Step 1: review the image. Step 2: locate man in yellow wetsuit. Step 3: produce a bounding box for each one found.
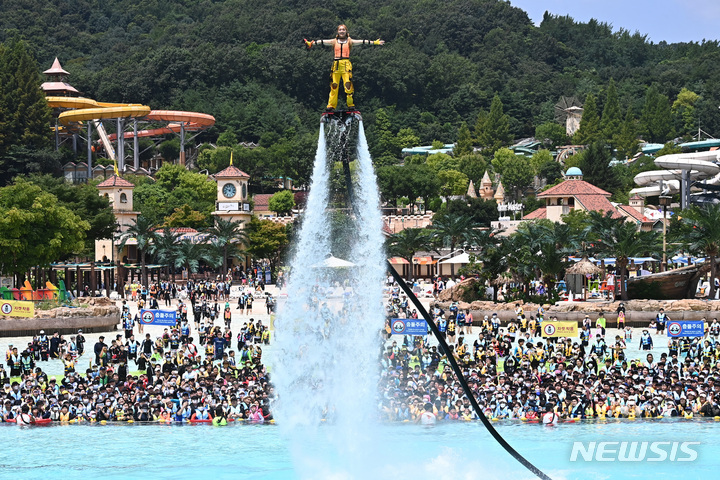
[304,25,385,110]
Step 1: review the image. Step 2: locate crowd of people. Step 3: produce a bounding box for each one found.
[0,279,276,426]
[380,285,720,424]
[6,273,720,426]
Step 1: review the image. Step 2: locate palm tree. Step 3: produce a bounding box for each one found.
[117,216,157,286]
[205,217,248,275]
[175,239,215,280]
[512,220,574,297]
[430,212,485,277]
[682,204,720,299]
[149,227,181,282]
[474,239,510,302]
[592,215,660,300]
[386,228,432,280]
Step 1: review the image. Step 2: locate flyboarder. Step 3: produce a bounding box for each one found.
[304,25,384,111]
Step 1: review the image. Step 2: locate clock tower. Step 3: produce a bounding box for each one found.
[212,160,252,225]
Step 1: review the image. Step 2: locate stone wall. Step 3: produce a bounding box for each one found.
[0,297,120,337]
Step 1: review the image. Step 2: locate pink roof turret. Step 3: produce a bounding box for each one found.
[43,58,70,76]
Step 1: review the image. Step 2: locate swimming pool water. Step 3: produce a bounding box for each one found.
[1,419,717,480]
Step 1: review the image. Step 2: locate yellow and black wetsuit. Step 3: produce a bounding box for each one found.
[327,38,354,109]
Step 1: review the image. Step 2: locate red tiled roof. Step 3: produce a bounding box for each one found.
[151,227,198,234]
[382,220,393,236]
[574,195,623,218]
[97,175,135,188]
[253,193,272,208]
[215,165,249,178]
[523,207,547,220]
[617,205,647,222]
[538,179,611,198]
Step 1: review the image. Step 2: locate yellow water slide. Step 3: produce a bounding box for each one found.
[47,96,151,160]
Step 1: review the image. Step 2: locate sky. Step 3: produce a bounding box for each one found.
[510,0,720,44]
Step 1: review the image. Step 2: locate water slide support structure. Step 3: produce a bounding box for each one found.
[49,97,215,174]
[631,150,720,208]
[86,121,92,178]
[133,119,139,169]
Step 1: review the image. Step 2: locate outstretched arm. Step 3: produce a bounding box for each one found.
[304,38,336,49]
[351,38,385,46]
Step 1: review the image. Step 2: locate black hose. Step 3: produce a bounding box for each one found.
[386,264,553,480]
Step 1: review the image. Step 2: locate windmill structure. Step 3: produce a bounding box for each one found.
[555,96,583,137]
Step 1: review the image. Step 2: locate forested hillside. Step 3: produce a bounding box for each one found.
[2,0,720,189]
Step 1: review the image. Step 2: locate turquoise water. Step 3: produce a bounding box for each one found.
[2,420,718,480]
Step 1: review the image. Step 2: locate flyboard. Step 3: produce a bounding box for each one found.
[321,108,552,480]
[322,109,362,200]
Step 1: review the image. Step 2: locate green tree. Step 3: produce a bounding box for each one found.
[574,94,601,144]
[578,141,621,194]
[386,228,431,279]
[117,216,157,287]
[0,179,89,283]
[535,122,568,148]
[426,153,459,172]
[615,106,639,159]
[682,204,720,299]
[149,226,181,282]
[0,39,52,156]
[529,149,554,177]
[216,130,238,147]
[175,239,215,277]
[164,204,208,229]
[641,86,675,142]
[512,220,573,294]
[135,164,216,226]
[205,216,248,275]
[246,217,289,272]
[490,147,517,176]
[601,79,622,141]
[158,139,180,162]
[268,190,295,215]
[501,154,534,199]
[590,212,659,300]
[538,161,564,183]
[476,94,511,154]
[24,174,115,254]
[0,146,64,186]
[437,169,469,197]
[454,122,473,156]
[456,154,488,185]
[372,108,400,160]
[672,88,700,137]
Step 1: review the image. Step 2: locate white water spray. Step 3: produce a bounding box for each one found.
[273,119,387,478]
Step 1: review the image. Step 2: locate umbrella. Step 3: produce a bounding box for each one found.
[311,255,357,268]
[565,256,601,275]
[439,253,471,264]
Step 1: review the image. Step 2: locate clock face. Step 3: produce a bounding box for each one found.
[222,183,236,198]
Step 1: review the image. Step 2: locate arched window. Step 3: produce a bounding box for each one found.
[120,193,128,203]
[242,183,247,199]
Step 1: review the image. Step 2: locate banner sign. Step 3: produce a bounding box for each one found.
[0,300,34,318]
[667,321,704,338]
[139,309,177,326]
[542,321,578,338]
[390,318,427,336]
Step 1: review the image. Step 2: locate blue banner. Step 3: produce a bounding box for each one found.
[667,320,705,338]
[390,318,427,336]
[140,309,177,326]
